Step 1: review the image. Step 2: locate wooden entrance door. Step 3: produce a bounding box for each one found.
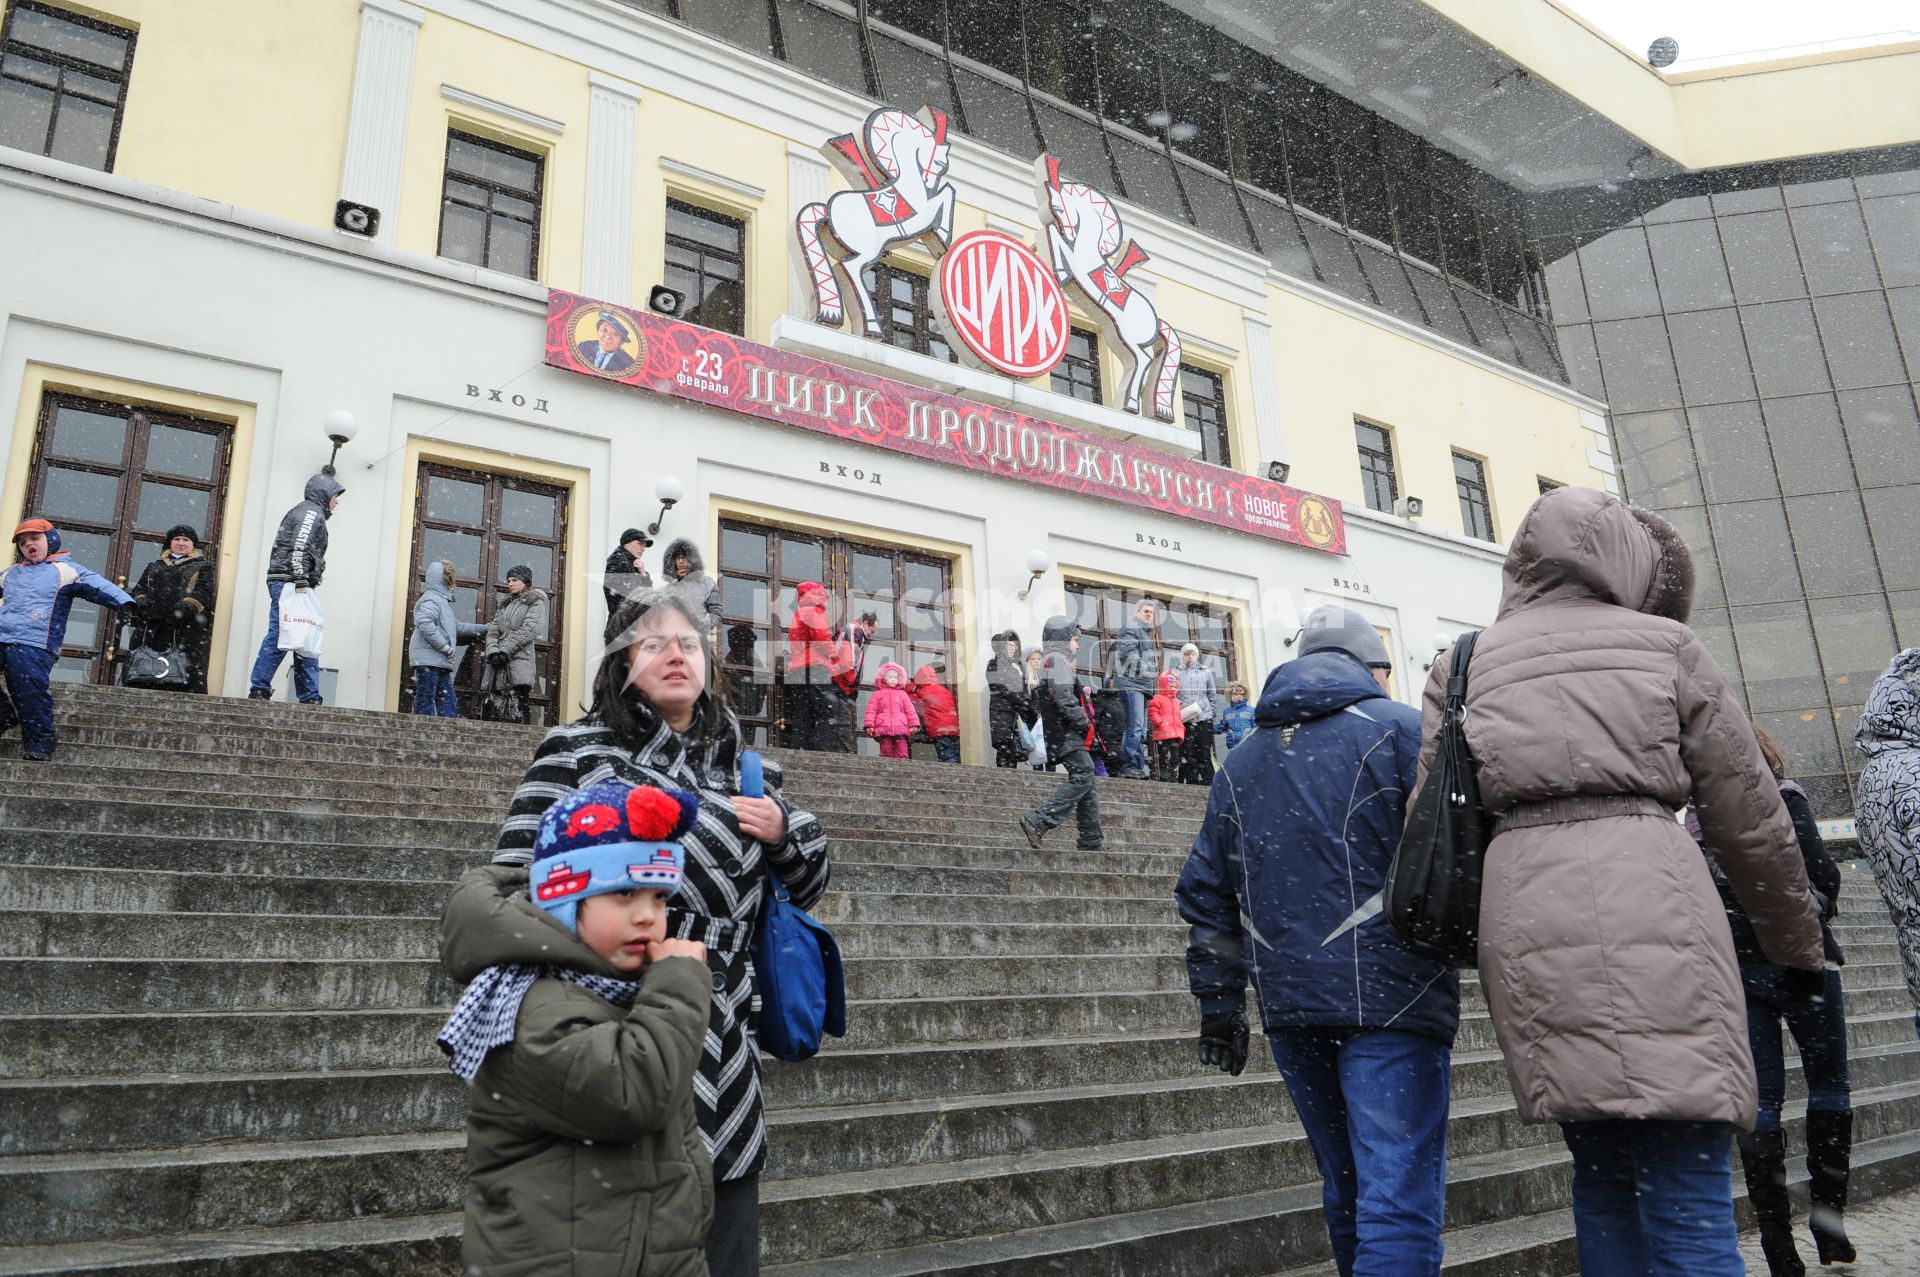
[715,517,954,754]
[403,461,569,724]
[21,393,232,683]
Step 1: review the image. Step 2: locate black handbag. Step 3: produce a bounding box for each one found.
[1385,630,1489,966]
[123,624,190,690]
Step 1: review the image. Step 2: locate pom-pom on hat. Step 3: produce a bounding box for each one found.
[530,780,698,933]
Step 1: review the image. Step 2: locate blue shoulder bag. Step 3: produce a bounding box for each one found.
[741,752,846,1062]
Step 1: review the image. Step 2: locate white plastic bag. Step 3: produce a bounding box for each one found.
[1022,717,1047,769]
[277,588,325,659]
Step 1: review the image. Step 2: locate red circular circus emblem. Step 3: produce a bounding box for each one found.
[934,230,1069,379]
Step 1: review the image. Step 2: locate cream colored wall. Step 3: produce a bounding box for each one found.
[1263,284,1598,543]
[63,0,1601,552]
[1424,0,1920,169]
[393,14,591,290]
[77,0,358,225]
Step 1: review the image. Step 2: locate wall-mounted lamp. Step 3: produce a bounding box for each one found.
[1017,549,1052,601]
[1394,495,1424,519]
[647,474,685,537]
[1421,632,1454,671]
[1266,460,1290,485]
[321,410,358,476]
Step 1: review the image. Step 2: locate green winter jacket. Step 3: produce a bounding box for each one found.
[440,865,715,1277]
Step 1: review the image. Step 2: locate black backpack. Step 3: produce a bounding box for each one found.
[1385,631,1490,966]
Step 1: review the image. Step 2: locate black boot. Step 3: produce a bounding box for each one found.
[1738,1128,1806,1277]
[1805,1109,1857,1264]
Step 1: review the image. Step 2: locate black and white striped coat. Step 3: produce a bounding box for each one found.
[492,705,831,1180]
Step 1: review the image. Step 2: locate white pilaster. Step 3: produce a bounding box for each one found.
[338,0,424,247]
[787,141,831,323]
[581,73,642,303]
[1242,313,1287,466]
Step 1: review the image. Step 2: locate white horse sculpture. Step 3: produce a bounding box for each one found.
[796,105,957,339]
[1035,155,1182,422]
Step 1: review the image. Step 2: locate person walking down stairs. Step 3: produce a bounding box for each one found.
[493,590,831,1277]
[1178,603,1458,1277]
[1690,722,1857,1275]
[1020,616,1103,851]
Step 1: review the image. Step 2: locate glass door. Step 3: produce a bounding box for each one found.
[404,461,569,723]
[716,516,955,754]
[22,393,231,683]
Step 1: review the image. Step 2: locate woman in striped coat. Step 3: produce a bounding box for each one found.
[491,590,831,1277]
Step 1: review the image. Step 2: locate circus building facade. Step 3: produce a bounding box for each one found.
[0,0,1636,756]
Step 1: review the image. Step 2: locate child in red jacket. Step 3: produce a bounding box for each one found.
[910,663,962,764]
[1147,669,1185,782]
[863,661,920,759]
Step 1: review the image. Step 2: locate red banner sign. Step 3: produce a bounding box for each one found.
[546,291,1347,556]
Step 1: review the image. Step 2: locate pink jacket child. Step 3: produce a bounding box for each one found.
[864,662,920,759]
[1147,670,1186,742]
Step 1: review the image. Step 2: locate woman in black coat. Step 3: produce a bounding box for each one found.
[130,524,216,693]
[1689,721,1854,1275]
[491,590,831,1277]
[985,629,1030,768]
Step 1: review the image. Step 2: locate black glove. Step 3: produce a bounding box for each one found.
[1782,965,1827,1002]
[1199,1008,1250,1077]
[487,651,510,669]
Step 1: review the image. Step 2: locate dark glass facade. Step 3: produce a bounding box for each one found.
[627,0,1562,381]
[1537,144,1920,818]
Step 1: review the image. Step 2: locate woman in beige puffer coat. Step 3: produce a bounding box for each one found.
[1417,486,1823,1276]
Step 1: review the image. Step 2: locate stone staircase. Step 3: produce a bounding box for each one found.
[2,683,1917,1276]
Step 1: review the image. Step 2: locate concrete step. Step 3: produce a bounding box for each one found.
[4,899,1903,965]
[0,827,1196,883]
[7,1041,1917,1263]
[0,751,1210,823]
[2,944,1906,1029]
[13,981,1916,1084]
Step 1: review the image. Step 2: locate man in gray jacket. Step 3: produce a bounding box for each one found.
[409,559,487,717]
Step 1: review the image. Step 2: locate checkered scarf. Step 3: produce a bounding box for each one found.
[437,963,641,1082]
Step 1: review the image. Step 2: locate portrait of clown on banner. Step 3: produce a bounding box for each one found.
[572,307,645,376]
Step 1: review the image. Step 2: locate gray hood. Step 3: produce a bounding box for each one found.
[423,559,452,598]
[303,473,345,518]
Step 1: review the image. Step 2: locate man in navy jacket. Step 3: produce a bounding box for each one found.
[1176,604,1459,1277]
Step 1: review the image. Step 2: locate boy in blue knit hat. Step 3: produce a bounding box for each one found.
[438,779,715,1276]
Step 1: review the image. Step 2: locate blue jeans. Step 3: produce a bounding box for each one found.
[1268,1028,1451,1277]
[1560,1119,1742,1276]
[0,643,59,758]
[249,581,321,702]
[934,736,960,764]
[1121,690,1147,774]
[412,666,458,717]
[1745,962,1850,1131]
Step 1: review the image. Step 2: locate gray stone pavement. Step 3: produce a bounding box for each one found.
[1738,1186,1920,1275]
